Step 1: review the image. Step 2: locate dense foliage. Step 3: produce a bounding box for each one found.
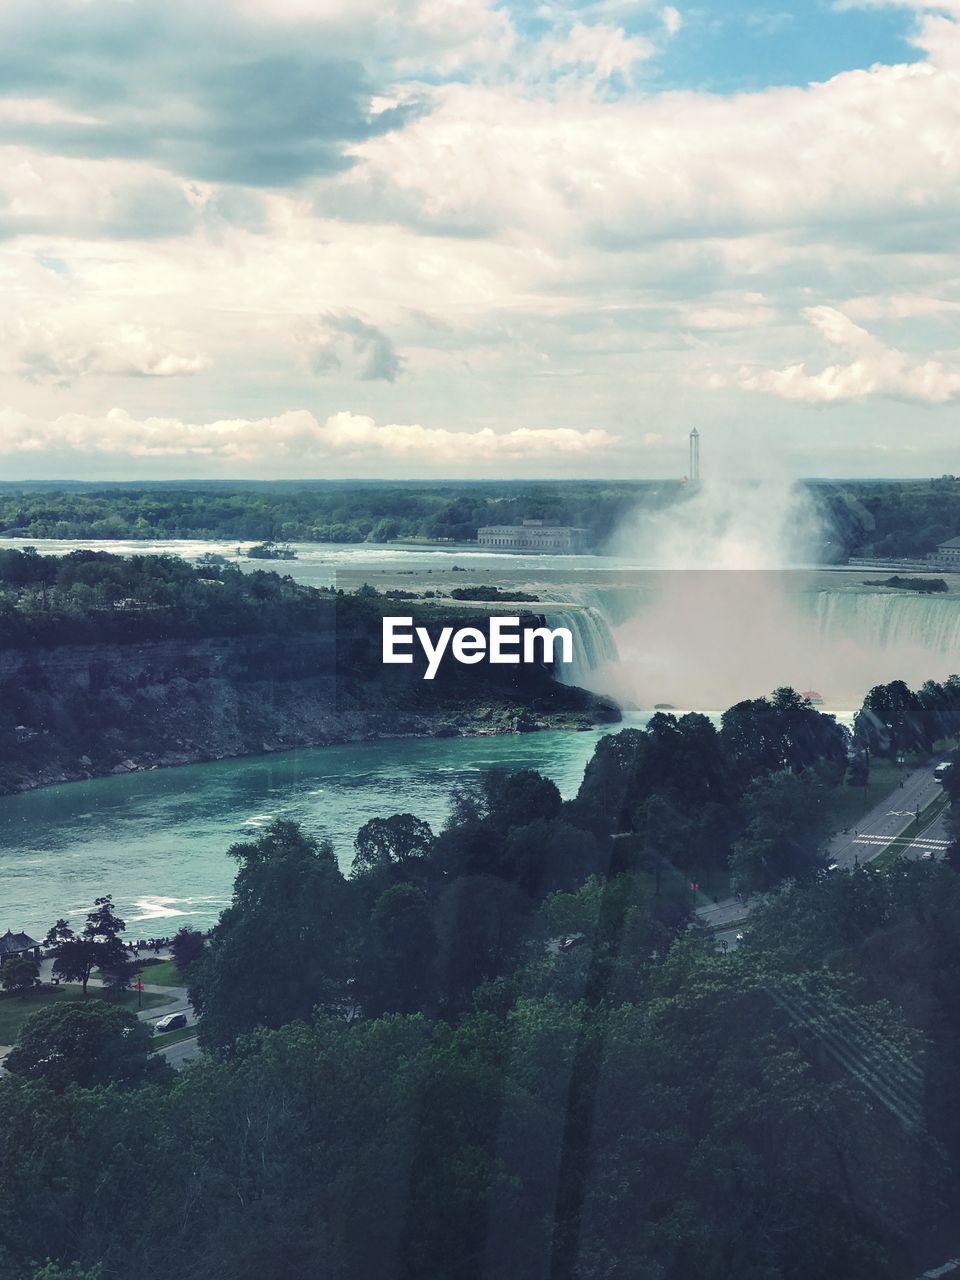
[8,678,950,1278]
[0,481,680,548]
[4,477,960,559]
[812,476,960,559]
[0,546,336,646]
[853,675,960,758]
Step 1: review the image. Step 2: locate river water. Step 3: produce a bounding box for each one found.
[1,534,955,939]
[0,721,643,940]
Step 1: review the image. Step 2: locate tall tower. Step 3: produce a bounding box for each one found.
[689,427,700,486]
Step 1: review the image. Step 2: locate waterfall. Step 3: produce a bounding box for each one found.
[545,578,960,710]
[811,589,960,658]
[542,606,619,686]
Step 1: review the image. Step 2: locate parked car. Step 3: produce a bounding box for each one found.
[154,1012,188,1033]
[558,934,586,951]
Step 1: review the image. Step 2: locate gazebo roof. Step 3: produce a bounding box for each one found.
[0,929,40,956]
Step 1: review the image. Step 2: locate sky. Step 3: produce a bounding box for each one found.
[0,0,959,481]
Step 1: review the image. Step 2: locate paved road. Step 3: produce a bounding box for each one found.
[827,763,945,868]
[696,763,953,951]
[161,1035,200,1070]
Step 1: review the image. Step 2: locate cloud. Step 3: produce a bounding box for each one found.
[662,6,683,36]
[327,52,960,249]
[0,407,617,463]
[300,313,402,382]
[4,320,211,384]
[737,306,960,403]
[534,21,655,84]
[683,304,775,331]
[0,2,415,189]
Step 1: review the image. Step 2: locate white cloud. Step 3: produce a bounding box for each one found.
[535,21,655,83]
[683,304,775,331]
[0,407,616,463]
[737,306,960,403]
[3,319,211,383]
[334,56,960,249]
[661,6,682,36]
[841,293,960,321]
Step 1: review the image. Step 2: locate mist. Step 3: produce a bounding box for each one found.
[578,477,959,712]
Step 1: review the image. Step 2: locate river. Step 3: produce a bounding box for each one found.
[0,720,644,940]
[2,534,955,938]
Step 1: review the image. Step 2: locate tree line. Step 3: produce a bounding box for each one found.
[0,482,679,548]
[4,477,960,559]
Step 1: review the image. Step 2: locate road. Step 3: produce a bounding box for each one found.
[160,1034,200,1069]
[827,763,948,868]
[696,762,953,950]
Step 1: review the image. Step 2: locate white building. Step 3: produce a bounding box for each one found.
[927,536,960,568]
[476,519,591,553]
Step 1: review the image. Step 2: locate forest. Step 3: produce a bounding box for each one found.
[3,477,960,559]
[0,481,675,549]
[4,679,960,1279]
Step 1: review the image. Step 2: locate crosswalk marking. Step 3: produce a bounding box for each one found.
[853,835,949,848]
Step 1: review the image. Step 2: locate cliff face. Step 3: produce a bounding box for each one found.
[0,626,620,795]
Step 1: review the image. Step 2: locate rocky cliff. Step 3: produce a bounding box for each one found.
[0,622,620,794]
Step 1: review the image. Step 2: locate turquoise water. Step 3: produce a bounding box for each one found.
[0,724,635,940]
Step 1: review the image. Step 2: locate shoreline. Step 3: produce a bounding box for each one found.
[0,702,623,799]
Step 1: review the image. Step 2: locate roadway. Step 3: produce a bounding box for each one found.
[827,762,948,868]
[697,762,953,951]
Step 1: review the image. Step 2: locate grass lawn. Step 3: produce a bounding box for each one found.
[822,759,910,834]
[151,1023,198,1051]
[0,986,173,1044]
[136,959,184,987]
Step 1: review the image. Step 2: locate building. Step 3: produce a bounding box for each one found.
[927,537,960,569]
[476,520,591,553]
[0,929,41,964]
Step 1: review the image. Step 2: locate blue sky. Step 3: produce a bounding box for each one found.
[652,1,920,90]
[0,0,958,480]
[510,0,921,92]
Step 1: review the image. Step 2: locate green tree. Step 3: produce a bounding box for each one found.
[31,1263,103,1280]
[352,813,434,879]
[1,956,40,995]
[356,883,437,1016]
[435,874,529,1008]
[46,897,127,996]
[170,926,205,976]
[4,1000,166,1090]
[191,820,351,1051]
[731,772,832,894]
[501,817,601,897]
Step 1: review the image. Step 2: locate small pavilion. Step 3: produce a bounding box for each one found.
[0,929,42,964]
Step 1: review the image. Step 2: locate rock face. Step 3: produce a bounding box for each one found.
[0,628,620,795]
